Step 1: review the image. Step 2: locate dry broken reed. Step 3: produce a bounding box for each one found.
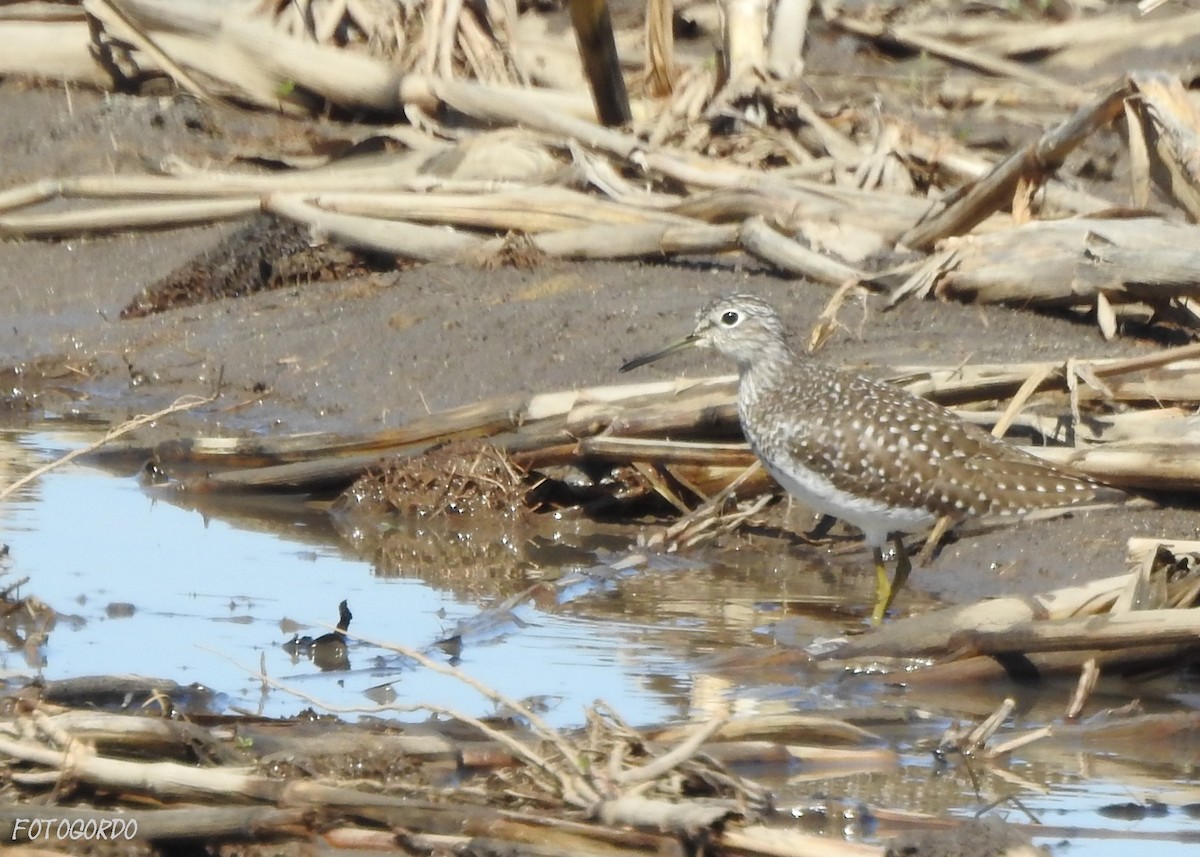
[0,637,892,855]
[1,2,1200,339]
[5,618,1195,853]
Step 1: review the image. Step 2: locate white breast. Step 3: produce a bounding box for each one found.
[761,456,935,548]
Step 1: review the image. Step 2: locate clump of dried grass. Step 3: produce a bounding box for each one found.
[332,442,537,588]
[346,441,531,521]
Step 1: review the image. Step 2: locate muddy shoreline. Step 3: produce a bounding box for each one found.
[2,80,1193,608]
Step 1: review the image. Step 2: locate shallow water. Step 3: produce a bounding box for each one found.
[0,427,695,727]
[2,424,1199,854]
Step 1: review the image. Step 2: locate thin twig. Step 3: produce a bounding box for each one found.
[614,714,730,786]
[0,391,217,504]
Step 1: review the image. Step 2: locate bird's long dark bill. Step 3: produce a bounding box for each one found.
[619,334,698,372]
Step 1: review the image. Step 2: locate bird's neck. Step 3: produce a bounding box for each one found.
[738,340,797,381]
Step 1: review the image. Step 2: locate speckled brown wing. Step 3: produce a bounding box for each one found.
[751,362,1116,522]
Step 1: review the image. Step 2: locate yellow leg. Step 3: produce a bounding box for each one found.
[871,536,912,625]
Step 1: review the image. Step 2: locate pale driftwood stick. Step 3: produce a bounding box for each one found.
[896,217,1200,309]
[268,193,740,263]
[264,194,481,261]
[458,9,506,85]
[739,216,869,285]
[415,76,641,157]
[722,825,882,857]
[312,188,698,232]
[814,598,1035,659]
[316,0,352,42]
[0,733,271,800]
[893,340,1200,405]
[669,190,780,222]
[667,180,931,246]
[0,175,261,212]
[519,222,740,260]
[414,76,824,198]
[983,725,1052,760]
[124,379,733,468]
[0,4,88,22]
[1038,573,1136,618]
[437,0,464,80]
[1025,443,1200,492]
[85,0,222,106]
[951,608,1200,655]
[332,827,443,852]
[147,34,313,115]
[45,710,227,756]
[651,712,882,745]
[1121,537,1170,614]
[579,437,751,466]
[1127,537,1200,567]
[111,0,565,120]
[481,0,524,83]
[899,78,1131,250]
[964,697,1015,754]
[697,741,895,770]
[573,383,737,437]
[991,365,1054,438]
[814,574,1133,661]
[0,199,257,237]
[243,724,462,762]
[909,8,1109,51]
[431,825,661,857]
[1090,341,1200,379]
[0,171,530,217]
[720,0,769,83]
[179,449,438,492]
[766,0,812,79]
[420,0,443,74]
[405,74,602,121]
[1126,97,1154,209]
[790,97,863,165]
[224,13,404,111]
[0,20,112,85]
[665,470,772,549]
[1065,658,1100,720]
[633,461,692,512]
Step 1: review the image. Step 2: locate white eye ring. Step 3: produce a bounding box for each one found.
[720,310,740,327]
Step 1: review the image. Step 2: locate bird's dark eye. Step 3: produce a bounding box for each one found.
[720,310,740,326]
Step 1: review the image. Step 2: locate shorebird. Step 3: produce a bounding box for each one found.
[621,294,1119,623]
